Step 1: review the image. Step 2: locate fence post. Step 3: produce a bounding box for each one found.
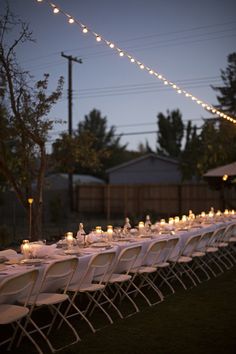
[178,184,182,215]
[106,184,111,222]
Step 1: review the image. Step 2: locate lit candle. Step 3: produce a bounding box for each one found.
[201,211,206,218]
[95,226,102,234]
[66,232,74,249]
[224,209,229,215]
[21,239,30,259]
[107,225,113,241]
[138,221,145,235]
[182,215,187,223]
[168,217,174,225]
[174,216,180,224]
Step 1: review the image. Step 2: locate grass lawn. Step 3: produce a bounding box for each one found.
[61,266,236,354]
[6,266,236,354]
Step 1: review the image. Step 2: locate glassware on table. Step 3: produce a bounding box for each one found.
[76,223,87,247]
[21,239,31,259]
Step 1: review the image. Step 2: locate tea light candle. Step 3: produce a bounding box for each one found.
[224,209,229,215]
[138,221,145,235]
[174,216,180,224]
[168,217,174,225]
[182,215,187,222]
[95,226,102,234]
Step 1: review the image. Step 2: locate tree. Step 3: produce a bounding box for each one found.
[181,120,201,180]
[212,52,236,117]
[52,109,127,178]
[0,8,64,239]
[156,109,184,158]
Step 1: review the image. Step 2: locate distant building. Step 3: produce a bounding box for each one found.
[106,153,181,184]
[44,173,105,190]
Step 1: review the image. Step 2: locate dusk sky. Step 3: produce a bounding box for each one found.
[3,0,236,151]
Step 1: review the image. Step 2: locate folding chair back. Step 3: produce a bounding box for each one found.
[166,237,181,262]
[181,234,201,257]
[0,269,39,352]
[142,239,167,266]
[114,245,142,273]
[196,231,214,251]
[210,227,226,245]
[0,269,38,305]
[40,257,78,293]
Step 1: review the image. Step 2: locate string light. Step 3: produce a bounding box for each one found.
[35,0,236,124]
[82,26,88,33]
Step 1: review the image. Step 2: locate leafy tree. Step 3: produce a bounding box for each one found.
[0,8,64,239]
[212,52,236,117]
[52,109,127,178]
[181,120,201,180]
[156,109,184,158]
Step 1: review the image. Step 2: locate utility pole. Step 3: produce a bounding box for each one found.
[61,52,82,212]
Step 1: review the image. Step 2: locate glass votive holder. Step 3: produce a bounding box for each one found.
[21,239,30,259]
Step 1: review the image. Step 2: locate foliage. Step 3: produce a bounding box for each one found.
[52,109,128,178]
[0,7,64,239]
[156,109,184,158]
[212,52,236,117]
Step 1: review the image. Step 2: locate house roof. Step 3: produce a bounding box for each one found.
[106,153,179,173]
[204,162,236,177]
[44,173,105,189]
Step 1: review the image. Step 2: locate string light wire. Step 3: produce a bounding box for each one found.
[35,0,236,124]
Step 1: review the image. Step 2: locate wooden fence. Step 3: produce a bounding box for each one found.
[75,183,236,219]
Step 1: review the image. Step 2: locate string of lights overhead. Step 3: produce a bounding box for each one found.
[35,0,236,124]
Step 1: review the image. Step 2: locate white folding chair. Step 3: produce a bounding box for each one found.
[192,230,217,279]
[0,269,41,353]
[100,245,149,317]
[18,257,79,353]
[64,251,118,332]
[168,234,202,289]
[129,239,167,305]
[152,237,181,295]
[204,226,230,274]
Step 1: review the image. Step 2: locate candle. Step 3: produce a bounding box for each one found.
[66,232,74,249]
[107,225,113,241]
[95,226,102,234]
[138,221,145,235]
[21,239,30,259]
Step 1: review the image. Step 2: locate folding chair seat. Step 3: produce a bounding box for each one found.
[0,269,41,353]
[18,257,79,353]
[63,251,119,333]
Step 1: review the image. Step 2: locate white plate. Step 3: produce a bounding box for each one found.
[65,249,81,255]
[91,242,109,248]
[21,259,42,265]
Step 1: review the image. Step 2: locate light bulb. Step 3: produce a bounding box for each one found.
[109,43,114,48]
[130,58,135,63]
[68,17,74,24]
[119,51,124,57]
[164,80,168,85]
[53,7,59,14]
[149,70,153,74]
[177,89,182,94]
[82,27,88,33]
[140,64,144,69]
[96,35,101,42]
